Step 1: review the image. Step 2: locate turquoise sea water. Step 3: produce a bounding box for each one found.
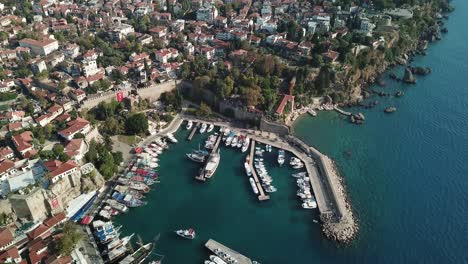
[116,1,468,263]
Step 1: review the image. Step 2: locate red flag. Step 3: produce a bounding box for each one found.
[116,91,124,102]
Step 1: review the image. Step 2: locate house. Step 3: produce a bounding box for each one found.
[154,48,179,63]
[19,38,59,56]
[63,43,80,58]
[47,104,64,121]
[0,160,15,181]
[28,238,48,264]
[31,59,47,74]
[0,246,21,264]
[4,111,25,123]
[12,131,36,158]
[0,228,14,251]
[58,117,90,140]
[199,46,215,60]
[129,52,150,63]
[275,94,295,115]
[44,159,79,184]
[322,50,340,63]
[196,4,218,23]
[64,139,87,161]
[69,88,86,102]
[149,26,167,38]
[0,147,14,161]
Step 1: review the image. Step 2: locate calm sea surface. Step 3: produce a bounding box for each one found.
[116,1,468,263]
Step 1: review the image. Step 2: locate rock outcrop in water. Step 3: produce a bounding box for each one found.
[403,67,417,84]
[410,66,432,76]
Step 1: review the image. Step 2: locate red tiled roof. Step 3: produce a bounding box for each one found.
[59,117,89,137]
[0,247,20,262]
[0,146,13,159]
[44,160,77,178]
[19,38,57,47]
[27,224,50,240]
[275,94,294,115]
[12,131,34,152]
[47,104,62,114]
[0,228,13,248]
[43,212,66,228]
[64,139,83,158]
[0,160,14,174]
[7,122,22,132]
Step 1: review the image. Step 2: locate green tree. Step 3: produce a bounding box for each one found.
[198,102,212,117]
[125,113,148,135]
[58,222,82,256]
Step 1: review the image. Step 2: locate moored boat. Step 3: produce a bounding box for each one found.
[187,153,205,163]
[278,150,285,166]
[244,162,252,176]
[207,124,214,133]
[249,177,259,194]
[241,137,250,152]
[175,228,196,239]
[186,120,193,130]
[199,123,207,133]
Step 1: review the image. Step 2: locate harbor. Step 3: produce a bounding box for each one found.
[82,113,356,263]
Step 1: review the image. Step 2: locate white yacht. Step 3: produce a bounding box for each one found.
[166,133,178,143]
[277,150,285,166]
[241,137,250,152]
[203,150,220,178]
[249,177,259,194]
[244,162,252,176]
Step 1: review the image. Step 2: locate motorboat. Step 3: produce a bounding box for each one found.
[278,150,285,166]
[244,162,252,176]
[186,120,193,130]
[207,124,214,133]
[187,153,205,163]
[249,177,259,194]
[237,136,243,148]
[199,123,207,133]
[292,172,307,178]
[230,135,238,147]
[210,255,227,264]
[175,229,196,239]
[166,133,178,143]
[302,199,317,209]
[241,137,250,152]
[225,131,235,146]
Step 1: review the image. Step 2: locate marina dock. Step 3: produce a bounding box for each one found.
[205,239,253,264]
[187,122,198,141]
[249,140,270,201]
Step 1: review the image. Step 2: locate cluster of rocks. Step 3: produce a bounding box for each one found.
[403,67,417,84]
[350,112,365,125]
[410,66,432,76]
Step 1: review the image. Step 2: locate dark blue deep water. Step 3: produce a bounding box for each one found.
[115,1,468,263]
[294,0,468,262]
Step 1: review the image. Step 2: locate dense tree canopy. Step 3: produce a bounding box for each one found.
[125,113,148,135]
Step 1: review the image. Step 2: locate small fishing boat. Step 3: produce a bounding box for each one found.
[230,135,238,147]
[175,228,196,239]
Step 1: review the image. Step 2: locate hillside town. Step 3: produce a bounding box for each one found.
[0,0,453,263]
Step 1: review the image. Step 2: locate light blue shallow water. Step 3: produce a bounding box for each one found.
[115,1,468,263]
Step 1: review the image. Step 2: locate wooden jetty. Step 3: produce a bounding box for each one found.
[249,140,270,201]
[205,239,253,264]
[187,122,198,141]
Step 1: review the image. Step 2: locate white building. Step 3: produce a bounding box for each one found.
[196,4,218,23]
[19,38,59,56]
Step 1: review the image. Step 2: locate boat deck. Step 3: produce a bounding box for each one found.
[205,239,253,264]
[249,140,270,201]
[187,122,198,141]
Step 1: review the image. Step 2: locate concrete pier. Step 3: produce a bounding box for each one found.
[249,140,270,201]
[187,122,198,141]
[205,239,253,264]
[334,106,352,116]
